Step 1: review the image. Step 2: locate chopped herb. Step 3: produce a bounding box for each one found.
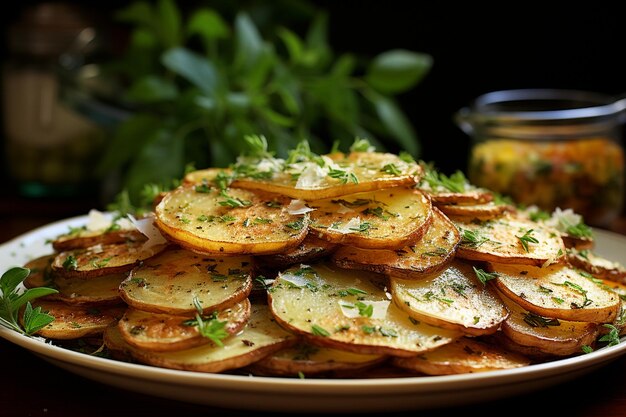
[581,345,594,354]
[516,228,539,252]
[381,163,401,175]
[311,324,330,337]
[459,228,489,247]
[599,324,621,347]
[63,255,78,271]
[523,312,560,327]
[355,302,374,318]
[473,267,498,285]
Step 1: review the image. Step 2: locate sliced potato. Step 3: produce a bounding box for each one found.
[436,201,514,219]
[595,279,626,336]
[453,215,566,266]
[255,235,338,269]
[183,167,232,186]
[51,240,167,278]
[567,248,626,284]
[308,188,432,249]
[155,185,308,255]
[268,261,461,357]
[107,303,297,373]
[118,299,251,352]
[331,206,459,278]
[498,289,600,356]
[392,336,530,375]
[247,342,387,377]
[119,248,253,315]
[31,300,126,339]
[391,260,508,336]
[24,254,56,289]
[52,229,146,252]
[232,151,422,200]
[25,254,125,305]
[490,262,621,323]
[425,189,493,206]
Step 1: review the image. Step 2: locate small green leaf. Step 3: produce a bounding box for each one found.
[366,91,419,156]
[156,0,182,48]
[277,27,304,62]
[161,47,219,96]
[13,287,59,311]
[0,267,29,297]
[125,75,179,103]
[234,13,264,71]
[22,302,55,335]
[187,8,230,43]
[366,49,432,94]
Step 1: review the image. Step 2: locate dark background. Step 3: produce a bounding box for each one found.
[2,0,626,200]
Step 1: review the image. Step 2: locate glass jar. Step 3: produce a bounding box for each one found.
[455,89,626,228]
[2,3,106,198]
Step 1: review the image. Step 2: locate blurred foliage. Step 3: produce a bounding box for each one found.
[97,0,432,205]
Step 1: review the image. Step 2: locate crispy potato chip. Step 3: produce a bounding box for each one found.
[425,189,494,206]
[490,262,621,323]
[391,260,508,335]
[155,185,308,255]
[452,214,566,266]
[118,299,251,352]
[331,207,459,278]
[268,261,460,357]
[308,188,432,249]
[30,300,126,339]
[232,151,422,200]
[106,303,297,373]
[497,289,600,356]
[119,248,253,315]
[51,240,167,279]
[392,337,530,375]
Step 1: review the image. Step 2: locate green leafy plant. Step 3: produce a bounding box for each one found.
[96,0,432,206]
[0,267,58,335]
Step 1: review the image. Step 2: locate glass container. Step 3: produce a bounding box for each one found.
[455,89,626,228]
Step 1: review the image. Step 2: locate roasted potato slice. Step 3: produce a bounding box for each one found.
[106,303,297,373]
[118,299,251,352]
[497,290,600,356]
[490,262,621,323]
[567,248,626,284]
[595,279,626,336]
[24,254,56,288]
[51,240,167,279]
[247,342,387,377]
[308,188,432,250]
[392,336,530,375]
[390,260,508,336]
[119,248,253,315]
[255,235,338,269]
[30,300,126,339]
[436,201,514,219]
[232,151,422,200]
[183,167,232,186]
[268,261,461,357]
[155,185,308,255]
[453,214,566,266]
[331,206,459,278]
[426,190,493,206]
[25,254,125,305]
[51,210,144,251]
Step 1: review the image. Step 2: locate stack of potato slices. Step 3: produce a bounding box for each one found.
[22,137,626,378]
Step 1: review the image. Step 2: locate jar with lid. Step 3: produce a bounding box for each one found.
[455,89,626,228]
[2,2,105,198]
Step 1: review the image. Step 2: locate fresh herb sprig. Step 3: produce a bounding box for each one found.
[0,267,58,335]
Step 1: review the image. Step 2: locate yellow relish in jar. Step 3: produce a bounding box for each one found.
[456,89,626,227]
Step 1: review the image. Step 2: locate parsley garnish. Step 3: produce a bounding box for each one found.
[311,324,330,337]
[599,324,621,347]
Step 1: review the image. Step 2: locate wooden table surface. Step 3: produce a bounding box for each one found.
[3,197,626,417]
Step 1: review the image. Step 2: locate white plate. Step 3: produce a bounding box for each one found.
[2,216,626,413]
